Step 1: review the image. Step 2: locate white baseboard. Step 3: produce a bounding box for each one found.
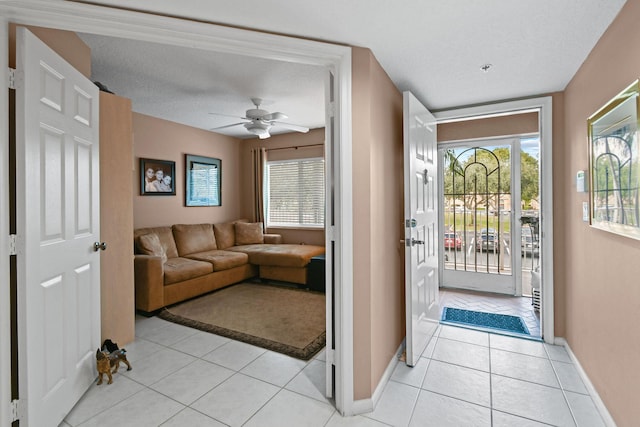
[351,341,405,415]
[554,338,617,427]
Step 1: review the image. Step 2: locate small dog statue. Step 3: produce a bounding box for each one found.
[96,339,132,385]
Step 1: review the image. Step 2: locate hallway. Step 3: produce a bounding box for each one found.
[62,314,604,426]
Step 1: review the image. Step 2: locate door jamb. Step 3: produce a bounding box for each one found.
[0,16,11,427]
[0,1,355,418]
[434,97,554,343]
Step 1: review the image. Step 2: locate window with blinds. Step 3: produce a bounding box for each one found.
[266,158,325,227]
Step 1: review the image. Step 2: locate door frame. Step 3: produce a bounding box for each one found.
[0,18,10,427]
[0,1,355,420]
[434,96,554,343]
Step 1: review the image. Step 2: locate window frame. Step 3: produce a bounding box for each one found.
[265,156,325,229]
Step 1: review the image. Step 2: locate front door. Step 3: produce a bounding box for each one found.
[403,92,439,367]
[15,27,101,426]
[440,138,533,296]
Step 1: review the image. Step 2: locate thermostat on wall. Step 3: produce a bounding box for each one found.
[576,170,588,193]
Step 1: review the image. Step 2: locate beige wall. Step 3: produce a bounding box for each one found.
[240,128,326,245]
[351,47,404,400]
[437,111,538,142]
[9,24,91,77]
[562,1,640,425]
[132,113,244,228]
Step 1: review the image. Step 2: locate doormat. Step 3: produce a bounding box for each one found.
[441,307,530,336]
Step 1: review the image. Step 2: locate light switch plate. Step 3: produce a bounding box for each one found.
[582,202,589,222]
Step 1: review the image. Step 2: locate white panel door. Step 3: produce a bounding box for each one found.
[403,92,439,367]
[16,27,101,426]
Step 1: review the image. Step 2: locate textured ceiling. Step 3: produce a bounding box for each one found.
[79,34,327,139]
[77,0,627,138]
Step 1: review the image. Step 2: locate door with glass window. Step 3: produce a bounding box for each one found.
[440,138,537,295]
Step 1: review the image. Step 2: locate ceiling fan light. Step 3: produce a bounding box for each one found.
[245,121,271,138]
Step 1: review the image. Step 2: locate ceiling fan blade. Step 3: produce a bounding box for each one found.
[261,112,288,121]
[211,122,246,130]
[209,112,249,120]
[271,121,309,133]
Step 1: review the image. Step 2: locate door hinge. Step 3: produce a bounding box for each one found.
[325,348,335,365]
[11,399,23,422]
[9,234,17,256]
[8,67,16,90]
[326,226,336,241]
[326,101,335,118]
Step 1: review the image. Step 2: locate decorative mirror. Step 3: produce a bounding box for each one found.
[588,80,640,240]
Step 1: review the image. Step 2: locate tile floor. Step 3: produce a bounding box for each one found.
[62,314,606,426]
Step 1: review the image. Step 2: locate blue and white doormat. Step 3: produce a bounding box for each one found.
[441,307,533,338]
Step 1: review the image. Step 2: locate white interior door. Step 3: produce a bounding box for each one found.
[16,27,101,426]
[403,91,439,367]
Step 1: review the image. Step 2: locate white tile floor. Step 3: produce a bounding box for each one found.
[62,317,606,426]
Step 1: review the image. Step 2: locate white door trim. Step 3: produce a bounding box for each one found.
[434,96,554,343]
[0,0,355,418]
[0,17,12,427]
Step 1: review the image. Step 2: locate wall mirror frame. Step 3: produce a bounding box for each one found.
[588,79,640,240]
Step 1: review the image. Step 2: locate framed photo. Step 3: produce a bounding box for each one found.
[140,158,176,195]
[185,154,221,206]
[588,79,640,240]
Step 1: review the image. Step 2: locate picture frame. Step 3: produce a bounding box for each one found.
[185,154,221,206]
[140,158,176,195]
[587,79,640,240]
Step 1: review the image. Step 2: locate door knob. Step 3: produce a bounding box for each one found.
[411,238,425,246]
[93,241,107,251]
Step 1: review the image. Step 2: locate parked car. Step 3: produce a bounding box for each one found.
[521,227,539,257]
[476,228,500,252]
[444,232,463,250]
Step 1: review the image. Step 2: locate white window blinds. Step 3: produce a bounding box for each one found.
[266,158,325,227]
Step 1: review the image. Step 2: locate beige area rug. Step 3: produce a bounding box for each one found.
[158,282,326,360]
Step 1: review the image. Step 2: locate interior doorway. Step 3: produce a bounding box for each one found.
[0,4,356,419]
[435,98,553,342]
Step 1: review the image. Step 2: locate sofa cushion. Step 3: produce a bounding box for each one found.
[173,223,217,256]
[230,244,325,268]
[213,222,236,249]
[186,250,249,272]
[163,257,214,285]
[134,226,178,259]
[135,233,168,264]
[234,222,264,245]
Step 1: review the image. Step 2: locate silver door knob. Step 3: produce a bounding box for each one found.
[93,241,107,251]
[411,238,424,246]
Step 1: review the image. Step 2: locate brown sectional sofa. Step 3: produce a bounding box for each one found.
[133,221,325,312]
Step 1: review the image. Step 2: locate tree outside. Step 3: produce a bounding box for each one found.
[442,141,539,232]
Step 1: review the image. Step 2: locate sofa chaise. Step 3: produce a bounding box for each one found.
[133,221,325,312]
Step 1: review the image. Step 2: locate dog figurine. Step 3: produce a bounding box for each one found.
[96,339,132,385]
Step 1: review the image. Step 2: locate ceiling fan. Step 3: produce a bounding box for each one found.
[210,98,309,139]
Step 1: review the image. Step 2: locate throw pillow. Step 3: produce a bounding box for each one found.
[136,233,168,263]
[234,222,264,245]
[213,222,236,249]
